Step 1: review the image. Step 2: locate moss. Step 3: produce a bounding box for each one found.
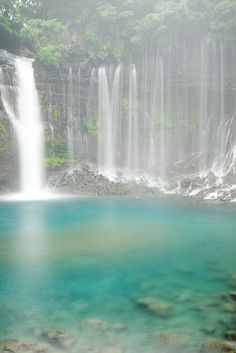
[40,94,49,106]
[45,155,66,167]
[0,119,6,138]
[52,108,61,122]
[85,118,99,137]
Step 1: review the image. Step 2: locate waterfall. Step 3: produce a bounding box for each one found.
[199,39,209,172]
[67,67,74,162]
[126,64,138,174]
[159,58,165,181]
[2,38,235,198]
[15,58,44,196]
[89,39,236,191]
[0,57,45,197]
[98,67,114,175]
[48,87,54,156]
[98,66,122,177]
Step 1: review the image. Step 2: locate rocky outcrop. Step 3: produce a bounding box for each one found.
[47,164,161,196]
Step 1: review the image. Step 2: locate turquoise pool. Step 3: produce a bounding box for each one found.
[0,197,236,352]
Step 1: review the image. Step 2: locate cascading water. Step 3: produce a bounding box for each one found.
[126,64,138,174]
[1,40,232,199]
[98,66,122,177]
[0,56,45,198]
[67,67,74,162]
[15,58,44,196]
[87,39,236,197]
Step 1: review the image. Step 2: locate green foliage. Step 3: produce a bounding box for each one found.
[40,94,48,106]
[46,132,67,160]
[0,119,6,138]
[85,119,99,137]
[45,155,66,167]
[206,0,236,40]
[1,0,236,63]
[0,16,14,34]
[20,18,70,66]
[122,98,129,112]
[52,108,60,122]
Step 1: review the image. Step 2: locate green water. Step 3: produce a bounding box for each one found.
[0,197,236,352]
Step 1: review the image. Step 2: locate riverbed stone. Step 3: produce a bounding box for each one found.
[136,297,173,317]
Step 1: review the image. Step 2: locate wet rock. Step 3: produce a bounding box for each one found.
[136,297,173,317]
[180,178,192,189]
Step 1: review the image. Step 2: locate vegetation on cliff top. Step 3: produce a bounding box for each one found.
[1,0,236,65]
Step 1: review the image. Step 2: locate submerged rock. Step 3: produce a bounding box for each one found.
[200,340,236,353]
[81,318,126,333]
[151,331,184,346]
[229,292,236,301]
[225,332,236,341]
[1,339,48,353]
[41,329,75,348]
[222,302,236,313]
[136,296,173,317]
[81,318,110,331]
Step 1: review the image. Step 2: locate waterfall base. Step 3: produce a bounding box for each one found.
[0,191,70,202]
[47,163,236,202]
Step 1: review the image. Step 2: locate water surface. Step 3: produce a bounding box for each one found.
[0,197,236,352]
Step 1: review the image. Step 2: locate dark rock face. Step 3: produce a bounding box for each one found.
[47,164,161,197]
